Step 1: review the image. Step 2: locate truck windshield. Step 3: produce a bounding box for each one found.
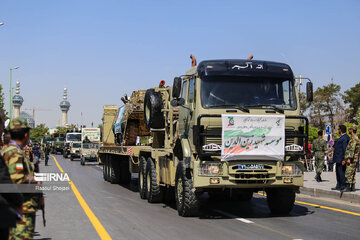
[200,76,297,110]
[66,134,82,142]
[73,143,81,148]
[56,137,64,142]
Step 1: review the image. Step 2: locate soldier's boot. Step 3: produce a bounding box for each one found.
[315,173,321,182]
[342,183,351,192]
[351,184,355,192]
[318,174,322,182]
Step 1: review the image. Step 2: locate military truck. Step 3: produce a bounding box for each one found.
[69,141,82,161]
[98,56,312,217]
[52,136,65,154]
[80,128,101,165]
[64,132,82,158]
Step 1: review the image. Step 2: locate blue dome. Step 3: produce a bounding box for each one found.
[60,100,70,106]
[12,95,24,105]
[60,100,70,111]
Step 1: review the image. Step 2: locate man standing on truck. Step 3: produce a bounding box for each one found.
[343,125,360,192]
[312,130,328,182]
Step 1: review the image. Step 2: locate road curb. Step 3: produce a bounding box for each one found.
[300,187,360,204]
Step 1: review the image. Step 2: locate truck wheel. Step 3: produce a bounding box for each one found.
[144,89,165,130]
[266,188,295,215]
[146,157,163,203]
[175,162,199,217]
[103,157,107,180]
[110,158,120,184]
[70,156,74,161]
[138,156,147,199]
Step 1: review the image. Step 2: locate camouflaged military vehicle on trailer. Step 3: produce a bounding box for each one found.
[98,55,313,217]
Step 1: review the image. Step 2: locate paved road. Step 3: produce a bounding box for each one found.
[34,155,360,240]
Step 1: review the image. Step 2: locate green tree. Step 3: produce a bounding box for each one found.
[299,92,311,115]
[55,124,77,135]
[309,83,342,130]
[343,83,360,122]
[0,84,8,120]
[30,124,49,142]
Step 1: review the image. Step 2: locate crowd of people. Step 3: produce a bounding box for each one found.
[0,113,46,240]
[303,124,359,192]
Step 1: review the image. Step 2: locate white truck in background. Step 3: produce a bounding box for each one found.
[80,128,101,165]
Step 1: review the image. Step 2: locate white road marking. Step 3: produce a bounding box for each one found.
[214,209,254,223]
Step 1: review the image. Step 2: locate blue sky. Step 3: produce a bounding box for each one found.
[0,0,359,127]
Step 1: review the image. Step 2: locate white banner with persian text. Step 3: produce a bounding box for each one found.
[221,115,285,161]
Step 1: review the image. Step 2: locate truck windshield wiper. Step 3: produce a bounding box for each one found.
[208,104,250,113]
[244,104,284,113]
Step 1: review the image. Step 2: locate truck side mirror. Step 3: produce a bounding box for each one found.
[170,98,185,107]
[306,82,313,102]
[172,77,182,99]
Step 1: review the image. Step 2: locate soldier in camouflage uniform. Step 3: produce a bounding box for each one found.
[312,130,328,182]
[0,118,41,240]
[343,125,360,192]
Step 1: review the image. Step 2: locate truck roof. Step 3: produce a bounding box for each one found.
[196,59,294,79]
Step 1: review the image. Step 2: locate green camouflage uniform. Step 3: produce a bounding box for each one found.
[312,137,327,174]
[344,134,360,184]
[0,118,38,240]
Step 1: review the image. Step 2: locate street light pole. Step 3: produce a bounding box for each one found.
[9,66,19,119]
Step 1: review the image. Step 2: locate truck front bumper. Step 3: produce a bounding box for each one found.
[193,160,304,189]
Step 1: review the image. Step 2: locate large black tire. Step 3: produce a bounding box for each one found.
[105,157,110,182]
[266,188,295,215]
[175,162,199,217]
[103,157,107,181]
[146,157,163,203]
[138,156,147,199]
[109,158,120,184]
[144,89,165,130]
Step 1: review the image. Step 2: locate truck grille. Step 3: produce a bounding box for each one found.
[228,162,276,184]
[285,128,295,145]
[204,127,222,146]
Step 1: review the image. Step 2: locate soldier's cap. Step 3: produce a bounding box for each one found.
[349,125,358,131]
[8,117,31,131]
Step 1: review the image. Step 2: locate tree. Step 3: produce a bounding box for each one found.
[343,83,360,122]
[309,83,343,130]
[55,124,77,135]
[299,92,311,115]
[0,84,8,120]
[30,124,49,142]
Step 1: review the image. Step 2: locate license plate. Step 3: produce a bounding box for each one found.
[238,164,264,170]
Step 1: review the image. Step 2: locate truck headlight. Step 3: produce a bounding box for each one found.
[198,163,222,176]
[282,163,302,176]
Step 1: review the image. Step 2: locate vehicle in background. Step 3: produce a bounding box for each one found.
[80,142,100,165]
[70,141,82,161]
[63,142,71,158]
[66,132,82,143]
[52,136,65,154]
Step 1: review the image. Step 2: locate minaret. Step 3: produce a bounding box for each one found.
[59,88,71,126]
[12,81,24,118]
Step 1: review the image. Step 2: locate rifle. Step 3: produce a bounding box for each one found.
[38,193,46,227]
